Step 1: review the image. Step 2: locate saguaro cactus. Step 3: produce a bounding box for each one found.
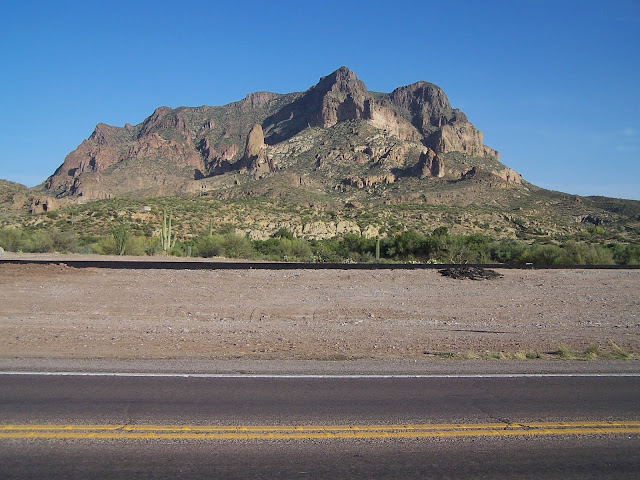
[161,209,176,253]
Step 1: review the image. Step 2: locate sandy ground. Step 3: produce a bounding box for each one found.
[0,254,639,360]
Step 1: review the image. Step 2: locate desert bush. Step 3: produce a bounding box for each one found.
[0,227,26,251]
[124,236,149,256]
[50,229,78,252]
[29,231,55,252]
[253,238,284,259]
[489,239,528,264]
[221,232,254,258]
[0,227,78,253]
[145,236,163,256]
[195,234,224,258]
[111,222,131,255]
[195,232,253,259]
[335,233,376,260]
[91,236,118,255]
[393,230,425,256]
[562,241,614,265]
[609,243,640,265]
[444,237,477,264]
[254,237,313,261]
[522,244,565,265]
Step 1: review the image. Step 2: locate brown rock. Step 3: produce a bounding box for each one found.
[415,148,445,178]
[492,167,522,184]
[242,92,279,110]
[384,81,460,134]
[41,67,510,199]
[201,139,238,175]
[30,196,57,214]
[346,177,365,189]
[355,153,368,164]
[432,121,486,157]
[239,124,276,176]
[364,173,395,186]
[244,124,265,159]
[378,144,412,167]
[368,103,421,141]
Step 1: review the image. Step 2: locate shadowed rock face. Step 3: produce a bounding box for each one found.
[43,66,509,200]
[262,66,372,144]
[386,81,462,132]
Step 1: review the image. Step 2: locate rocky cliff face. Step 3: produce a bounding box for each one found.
[43,67,517,200]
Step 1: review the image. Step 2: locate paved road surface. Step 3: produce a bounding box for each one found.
[1,372,639,478]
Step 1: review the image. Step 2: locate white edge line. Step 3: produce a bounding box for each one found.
[0,372,639,378]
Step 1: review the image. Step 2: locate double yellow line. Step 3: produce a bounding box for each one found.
[1,421,640,440]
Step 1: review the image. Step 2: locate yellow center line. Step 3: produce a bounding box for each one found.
[1,421,639,439]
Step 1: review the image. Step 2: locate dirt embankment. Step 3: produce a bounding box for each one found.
[0,261,638,360]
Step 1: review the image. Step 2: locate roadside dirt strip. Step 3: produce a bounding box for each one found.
[2,421,640,440]
[5,258,640,360]
[1,254,639,359]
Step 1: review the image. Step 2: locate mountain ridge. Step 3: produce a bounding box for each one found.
[41,66,518,202]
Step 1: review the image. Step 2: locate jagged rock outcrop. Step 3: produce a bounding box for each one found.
[239,124,276,176]
[433,121,486,157]
[346,173,395,189]
[415,148,445,178]
[377,144,414,168]
[312,67,370,128]
[262,66,372,144]
[385,81,463,133]
[200,138,238,175]
[367,103,421,141]
[244,124,265,159]
[241,92,280,110]
[492,167,522,184]
[30,196,57,214]
[42,66,515,200]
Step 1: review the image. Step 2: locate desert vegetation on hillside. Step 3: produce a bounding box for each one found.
[1,196,638,265]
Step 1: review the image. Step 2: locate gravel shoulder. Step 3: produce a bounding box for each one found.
[1,254,639,368]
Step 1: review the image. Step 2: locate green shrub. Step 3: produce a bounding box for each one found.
[0,227,28,251]
[195,234,224,258]
[91,236,118,255]
[0,227,78,253]
[523,244,565,265]
[489,239,528,264]
[140,236,161,256]
[195,232,254,259]
[562,241,614,265]
[610,243,640,265]
[111,222,131,256]
[281,238,313,261]
[221,232,254,258]
[30,231,54,252]
[124,236,148,256]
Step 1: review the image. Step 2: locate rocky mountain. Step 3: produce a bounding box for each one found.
[0,179,59,217]
[42,67,522,202]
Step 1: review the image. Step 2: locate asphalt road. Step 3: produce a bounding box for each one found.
[1,373,639,479]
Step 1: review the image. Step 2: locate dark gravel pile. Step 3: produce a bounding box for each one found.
[438,266,503,280]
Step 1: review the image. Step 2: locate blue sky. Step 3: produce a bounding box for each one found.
[1,0,638,199]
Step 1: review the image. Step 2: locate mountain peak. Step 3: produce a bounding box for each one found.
[315,66,368,97]
[43,67,512,200]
